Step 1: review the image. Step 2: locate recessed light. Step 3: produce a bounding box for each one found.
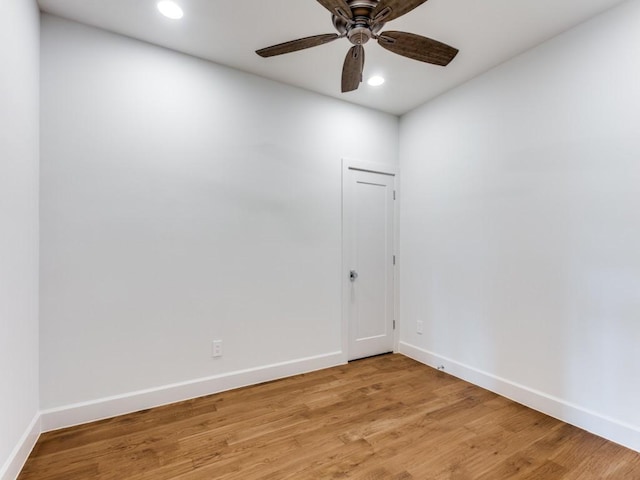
[367,76,385,87]
[157,1,183,19]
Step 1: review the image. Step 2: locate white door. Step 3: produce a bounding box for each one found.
[343,166,396,361]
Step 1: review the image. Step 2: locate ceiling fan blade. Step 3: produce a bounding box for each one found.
[316,0,353,20]
[342,45,365,93]
[378,31,458,66]
[372,0,429,23]
[256,34,339,58]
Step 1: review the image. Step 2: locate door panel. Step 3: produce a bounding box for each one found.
[345,168,395,361]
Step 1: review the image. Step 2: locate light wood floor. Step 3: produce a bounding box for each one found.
[19,354,640,479]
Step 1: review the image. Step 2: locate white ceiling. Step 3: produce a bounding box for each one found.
[37,0,627,115]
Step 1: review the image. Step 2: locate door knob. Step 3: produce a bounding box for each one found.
[350,270,358,282]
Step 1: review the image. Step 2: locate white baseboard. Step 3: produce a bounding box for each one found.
[0,413,41,480]
[41,351,344,433]
[399,341,640,453]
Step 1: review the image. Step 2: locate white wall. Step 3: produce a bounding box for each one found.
[40,15,398,412]
[0,0,40,478]
[399,0,640,450]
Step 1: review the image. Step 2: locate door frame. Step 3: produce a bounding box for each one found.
[341,158,400,363]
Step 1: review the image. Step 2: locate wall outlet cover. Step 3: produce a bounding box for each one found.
[212,340,223,358]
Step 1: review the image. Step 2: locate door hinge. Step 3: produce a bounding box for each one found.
[393,190,396,200]
[393,320,396,330]
[393,255,396,265]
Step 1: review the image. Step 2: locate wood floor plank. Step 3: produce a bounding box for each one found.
[18,354,640,479]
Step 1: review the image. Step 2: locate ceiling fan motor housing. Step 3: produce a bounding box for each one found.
[332,0,385,46]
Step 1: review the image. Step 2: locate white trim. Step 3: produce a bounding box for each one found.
[0,413,41,480]
[342,158,400,176]
[41,351,344,432]
[341,159,400,361]
[392,171,401,355]
[399,341,640,453]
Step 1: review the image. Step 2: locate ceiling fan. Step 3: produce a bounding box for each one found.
[256,0,459,93]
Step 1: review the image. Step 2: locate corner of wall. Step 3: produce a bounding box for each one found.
[0,414,41,480]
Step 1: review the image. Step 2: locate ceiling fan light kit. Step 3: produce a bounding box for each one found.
[256,0,458,93]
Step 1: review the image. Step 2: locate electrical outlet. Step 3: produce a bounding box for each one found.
[212,340,223,358]
[417,321,424,335]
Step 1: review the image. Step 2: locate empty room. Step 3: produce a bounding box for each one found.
[2,0,640,478]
